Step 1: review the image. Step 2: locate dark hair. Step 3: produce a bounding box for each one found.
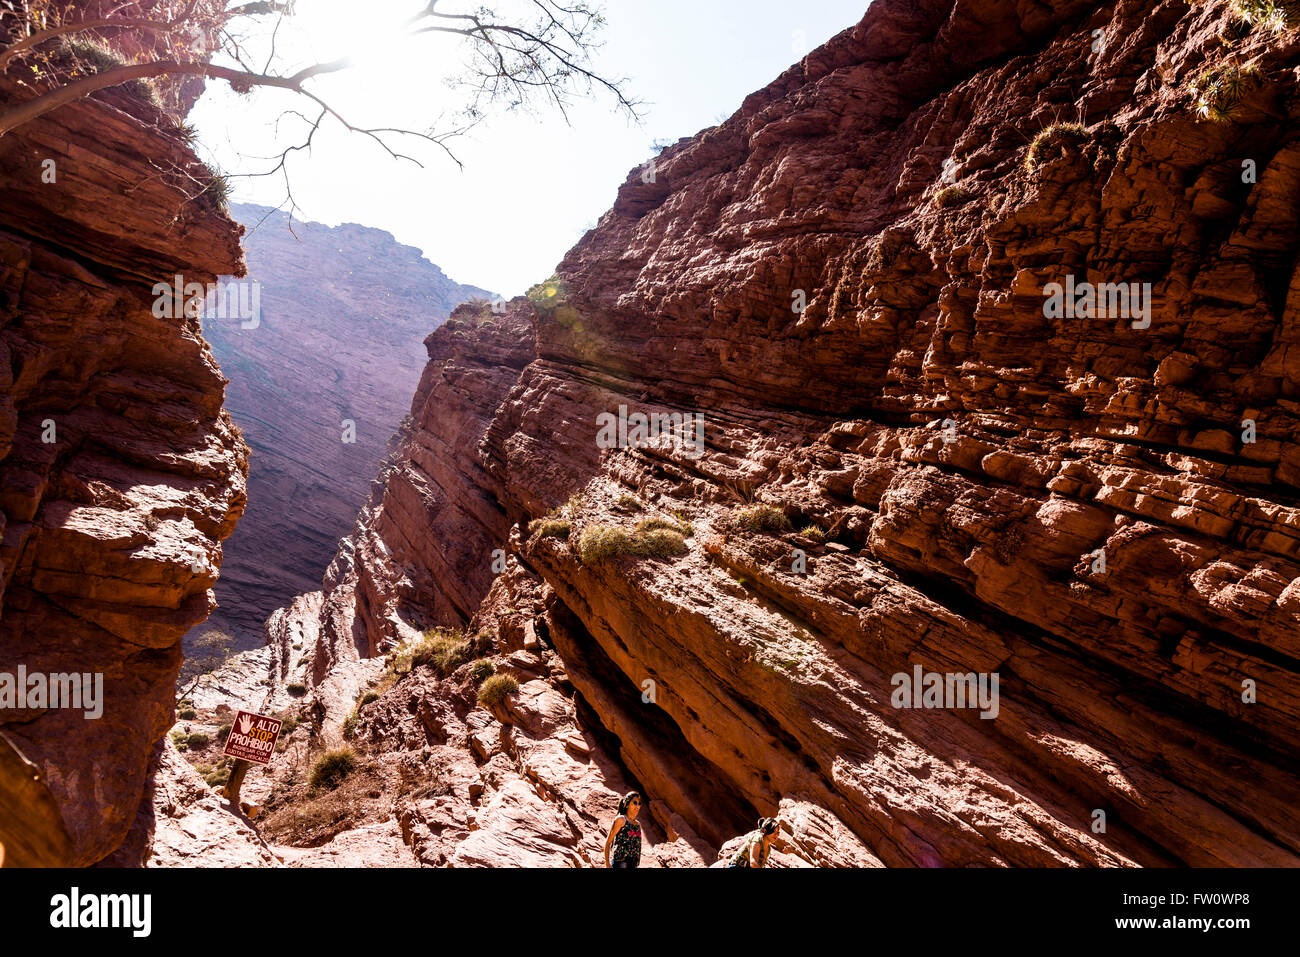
[618,791,642,815]
[759,817,779,835]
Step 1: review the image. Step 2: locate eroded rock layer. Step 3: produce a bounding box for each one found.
[0,5,247,865]
[272,0,1300,866]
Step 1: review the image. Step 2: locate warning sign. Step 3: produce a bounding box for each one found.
[222,711,282,766]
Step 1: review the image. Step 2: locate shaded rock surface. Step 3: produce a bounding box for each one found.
[194,203,492,650]
[0,1,248,865]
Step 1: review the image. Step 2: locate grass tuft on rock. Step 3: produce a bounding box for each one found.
[528,518,572,540]
[934,185,972,208]
[478,673,519,707]
[1023,122,1088,170]
[577,523,688,561]
[411,629,471,677]
[731,504,792,533]
[635,516,692,537]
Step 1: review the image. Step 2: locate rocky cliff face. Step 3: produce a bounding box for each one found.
[195,203,491,650]
[0,3,247,865]
[271,0,1300,867]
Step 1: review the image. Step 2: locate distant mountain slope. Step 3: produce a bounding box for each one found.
[194,202,493,649]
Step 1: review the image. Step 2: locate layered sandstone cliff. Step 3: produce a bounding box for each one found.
[0,3,247,865]
[267,0,1300,866]
[195,202,491,650]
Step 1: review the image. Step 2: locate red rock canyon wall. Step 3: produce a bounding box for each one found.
[273,0,1300,867]
[0,1,247,865]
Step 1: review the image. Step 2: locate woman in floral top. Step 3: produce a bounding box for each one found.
[604,791,643,868]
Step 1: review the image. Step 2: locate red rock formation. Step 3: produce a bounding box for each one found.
[195,202,491,649]
[0,3,248,864]
[268,0,1300,866]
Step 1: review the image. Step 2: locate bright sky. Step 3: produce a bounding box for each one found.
[189,1,868,296]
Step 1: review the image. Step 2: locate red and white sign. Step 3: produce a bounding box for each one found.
[222,711,282,765]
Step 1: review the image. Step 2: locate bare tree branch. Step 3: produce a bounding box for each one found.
[0,54,348,134]
[0,0,641,206]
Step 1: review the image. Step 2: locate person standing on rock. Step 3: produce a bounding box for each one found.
[604,791,643,868]
[726,817,780,868]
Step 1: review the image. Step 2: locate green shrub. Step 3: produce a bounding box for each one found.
[287,682,308,697]
[527,275,564,305]
[615,493,642,511]
[528,518,571,540]
[799,525,826,542]
[577,524,689,561]
[469,659,496,682]
[186,732,210,749]
[1023,122,1088,170]
[478,674,519,707]
[934,185,972,208]
[1189,63,1261,122]
[1231,0,1287,33]
[359,691,379,707]
[309,747,357,791]
[732,504,792,533]
[279,716,298,734]
[178,708,197,720]
[199,164,231,213]
[342,710,358,741]
[215,722,233,744]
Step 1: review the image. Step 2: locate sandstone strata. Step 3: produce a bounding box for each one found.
[267,0,1300,867]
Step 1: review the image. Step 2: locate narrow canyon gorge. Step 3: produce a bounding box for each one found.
[195,201,491,650]
[2,0,1299,869]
